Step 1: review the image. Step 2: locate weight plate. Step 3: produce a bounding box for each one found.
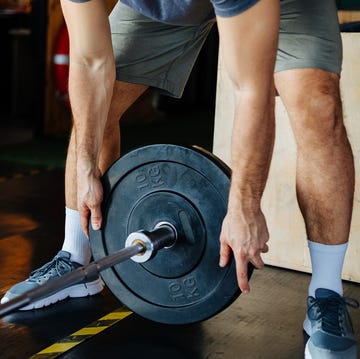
[89,144,253,324]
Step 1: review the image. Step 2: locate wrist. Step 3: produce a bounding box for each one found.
[228,182,262,213]
[77,161,101,179]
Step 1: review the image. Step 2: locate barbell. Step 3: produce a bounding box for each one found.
[0,144,254,324]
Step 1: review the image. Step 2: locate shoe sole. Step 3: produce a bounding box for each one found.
[1,278,104,310]
[305,339,358,359]
[303,317,358,359]
[304,342,311,359]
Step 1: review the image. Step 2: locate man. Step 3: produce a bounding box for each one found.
[1,0,358,358]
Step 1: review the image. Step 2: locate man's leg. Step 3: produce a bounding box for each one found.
[275,68,357,358]
[0,81,147,309]
[275,68,354,285]
[274,0,358,357]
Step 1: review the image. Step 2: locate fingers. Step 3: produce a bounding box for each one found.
[235,251,265,294]
[220,238,266,293]
[219,241,252,294]
[260,243,269,254]
[90,205,102,231]
[235,255,250,294]
[77,174,104,237]
[251,253,265,269]
[250,243,267,268]
[79,203,102,238]
[219,241,232,268]
[79,205,91,238]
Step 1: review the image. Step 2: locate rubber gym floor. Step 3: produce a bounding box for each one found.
[0,108,359,359]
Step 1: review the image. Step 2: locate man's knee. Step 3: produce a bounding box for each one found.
[278,70,345,147]
[303,85,342,133]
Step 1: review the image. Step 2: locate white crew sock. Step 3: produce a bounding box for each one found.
[308,239,348,297]
[62,207,91,265]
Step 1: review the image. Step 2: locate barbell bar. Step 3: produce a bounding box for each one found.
[0,224,176,318]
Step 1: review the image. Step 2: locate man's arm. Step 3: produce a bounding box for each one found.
[60,0,116,236]
[216,0,279,293]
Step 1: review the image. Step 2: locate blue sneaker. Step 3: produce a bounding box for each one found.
[1,251,103,310]
[303,288,359,359]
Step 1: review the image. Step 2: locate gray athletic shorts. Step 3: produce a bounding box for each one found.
[110,0,342,98]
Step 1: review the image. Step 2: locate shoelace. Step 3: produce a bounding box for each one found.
[29,255,72,281]
[308,295,359,336]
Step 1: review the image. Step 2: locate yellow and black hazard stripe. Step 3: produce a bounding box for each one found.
[29,307,132,359]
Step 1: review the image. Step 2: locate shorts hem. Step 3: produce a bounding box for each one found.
[275,60,341,76]
[116,72,183,98]
[213,0,261,18]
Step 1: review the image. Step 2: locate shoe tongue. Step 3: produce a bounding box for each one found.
[57,250,71,260]
[315,288,341,299]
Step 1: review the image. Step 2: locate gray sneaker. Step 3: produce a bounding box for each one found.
[303,288,359,359]
[1,251,103,310]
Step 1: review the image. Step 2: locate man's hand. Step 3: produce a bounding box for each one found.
[77,168,103,238]
[219,209,269,293]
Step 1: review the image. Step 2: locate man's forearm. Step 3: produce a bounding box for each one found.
[213,0,279,292]
[67,57,115,233]
[229,91,275,215]
[69,58,116,175]
[60,0,116,176]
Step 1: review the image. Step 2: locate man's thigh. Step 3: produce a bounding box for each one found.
[109,2,215,99]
